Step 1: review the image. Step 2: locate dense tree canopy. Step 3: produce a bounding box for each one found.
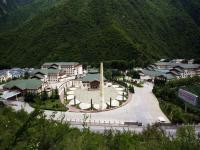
[0,0,200,67]
[153,76,200,123]
[1,106,200,149]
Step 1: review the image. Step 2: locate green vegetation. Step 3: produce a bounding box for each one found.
[50,88,59,99]
[194,58,200,64]
[184,84,200,97]
[30,99,68,111]
[25,88,67,111]
[153,76,200,123]
[0,0,200,67]
[127,70,140,79]
[1,106,200,149]
[128,85,135,93]
[131,81,144,88]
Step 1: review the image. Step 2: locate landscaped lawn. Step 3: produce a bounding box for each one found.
[30,99,68,111]
[184,84,200,97]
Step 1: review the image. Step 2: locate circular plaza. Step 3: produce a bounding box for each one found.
[66,83,128,111]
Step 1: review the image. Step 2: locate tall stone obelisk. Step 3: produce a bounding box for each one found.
[100,62,105,110]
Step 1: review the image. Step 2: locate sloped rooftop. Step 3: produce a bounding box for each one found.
[31,69,60,76]
[81,73,106,82]
[42,62,79,66]
[142,69,175,80]
[4,79,42,90]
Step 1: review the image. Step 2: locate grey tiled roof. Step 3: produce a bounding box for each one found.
[32,74,45,79]
[31,69,60,76]
[81,73,106,82]
[142,69,175,80]
[154,62,200,69]
[167,71,180,76]
[42,62,79,66]
[4,79,42,90]
[142,69,164,77]
[171,68,184,73]
[174,64,200,69]
[154,62,178,67]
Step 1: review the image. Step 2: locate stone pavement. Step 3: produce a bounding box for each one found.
[7,83,170,126]
[74,86,119,104]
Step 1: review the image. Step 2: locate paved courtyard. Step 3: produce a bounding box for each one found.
[74,87,119,104]
[8,82,170,126]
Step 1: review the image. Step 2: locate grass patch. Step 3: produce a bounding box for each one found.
[183,84,200,97]
[132,82,143,88]
[30,99,68,111]
[159,99,200,123]
[153,76,200,123]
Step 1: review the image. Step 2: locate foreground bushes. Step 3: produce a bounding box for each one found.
[1,107,200,150]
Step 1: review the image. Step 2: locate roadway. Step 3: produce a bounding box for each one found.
[6,82,170,126]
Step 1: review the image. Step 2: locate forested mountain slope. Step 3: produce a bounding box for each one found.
[0,0,200,67]
[0,0,32,16]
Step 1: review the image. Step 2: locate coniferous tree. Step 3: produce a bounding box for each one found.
[54,88,59,99]
[24,92,35,103]
[41,90,48,101]
[24,71,30,79]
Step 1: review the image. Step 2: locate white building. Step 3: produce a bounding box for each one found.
[31,69,60,83]
[167,64,200,78]
[41,62,83,77]
[0,70,12,83]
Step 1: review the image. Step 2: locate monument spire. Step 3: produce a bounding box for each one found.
[100,62,105,110]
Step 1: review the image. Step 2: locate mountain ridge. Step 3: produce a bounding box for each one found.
[0,0,199,67]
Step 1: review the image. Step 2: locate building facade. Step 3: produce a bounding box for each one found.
[146,61,200,80]
[31,69,61,83]
[168,64,200,78]
[81,73,106,89]
[41,62,83,77]
[3,79,43,96]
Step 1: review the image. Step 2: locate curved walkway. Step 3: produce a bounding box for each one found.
[7,83,170,126]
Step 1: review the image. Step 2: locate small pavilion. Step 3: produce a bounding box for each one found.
[81,69,106,89]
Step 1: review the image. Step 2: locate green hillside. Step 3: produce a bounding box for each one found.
[0,0,200,67]
[0,0,33,17]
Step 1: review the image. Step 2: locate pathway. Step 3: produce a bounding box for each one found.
[7,83,169,126]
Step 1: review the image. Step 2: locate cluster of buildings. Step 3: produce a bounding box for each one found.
[0,61,109,101]
[30,62,83,83]
[1,59,199,101]
[0,62,83,101]
[140,59,200,82]
[0,68,30,83]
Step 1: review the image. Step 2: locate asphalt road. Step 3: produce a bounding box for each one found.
[7,83,169,126]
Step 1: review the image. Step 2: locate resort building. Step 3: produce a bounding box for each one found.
[31,69,61,83]
[41,62,83,77]
[0,70,12,82]
[144,60,200,81]
[0,72,6,82]
[153,62,178,70]
[1,79,43,100]
[81,69,106,89]
[0,68,26,83]
[82,74,100,89]
[139,69,175,82]
[167,64,200,78]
